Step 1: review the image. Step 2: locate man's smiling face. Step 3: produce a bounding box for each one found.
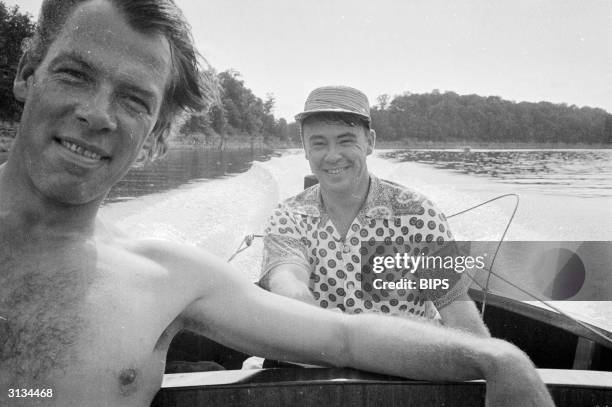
[12,0,172,205]
[303,118,375,196]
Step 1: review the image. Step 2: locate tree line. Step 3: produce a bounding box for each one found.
[176,70,297,148]
[0,2,35,123]
[371,91,612,145]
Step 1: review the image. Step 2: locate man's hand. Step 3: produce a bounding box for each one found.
[480,340,555,407]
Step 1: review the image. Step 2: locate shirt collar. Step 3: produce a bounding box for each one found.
[288,174,394,220]
[361,175,394,220]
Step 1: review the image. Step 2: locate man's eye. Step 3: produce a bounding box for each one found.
[340,140,355,145]
[58,68,87,82]
[123,95,150,114]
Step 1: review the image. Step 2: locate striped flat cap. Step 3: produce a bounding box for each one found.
[295,86,370,123]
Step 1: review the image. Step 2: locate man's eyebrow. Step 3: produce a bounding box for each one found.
[119,82,157,102]
[337,133,358,140]
[308,135,327,142]
[48,51,95,71]
[48,51,158,101]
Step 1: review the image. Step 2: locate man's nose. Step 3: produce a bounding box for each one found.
[75,87,118,132]
[325,144,342,161]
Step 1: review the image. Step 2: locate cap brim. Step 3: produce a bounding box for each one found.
[295,108,371,123]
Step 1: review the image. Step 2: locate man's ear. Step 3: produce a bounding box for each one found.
[366,129,376,155]
[133,132,155,167]
[301,133,310,160]
[13,53,37,102]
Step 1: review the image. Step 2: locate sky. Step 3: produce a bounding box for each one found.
[8,0,612,120]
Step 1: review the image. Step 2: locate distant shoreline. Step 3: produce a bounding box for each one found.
[373,140,612,150]
[1,137,610,154]
[170,140,612,151]
[272,141,612,150]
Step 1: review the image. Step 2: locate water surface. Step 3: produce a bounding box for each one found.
[105,148,275,204]
[381,149,612,198]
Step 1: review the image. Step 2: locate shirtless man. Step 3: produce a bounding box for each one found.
[0,1,554,406]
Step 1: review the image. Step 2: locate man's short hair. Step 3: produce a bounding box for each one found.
[23,0,215,161]
[300,112,371,142]
[301,112,370,130]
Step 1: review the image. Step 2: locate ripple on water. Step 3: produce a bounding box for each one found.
[381,149,612,198]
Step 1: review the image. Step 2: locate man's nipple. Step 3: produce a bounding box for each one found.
[119,368,137,385]
[118,368,138,394]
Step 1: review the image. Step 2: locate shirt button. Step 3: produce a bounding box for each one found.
[342,244,351,254]
[346,281,355,290]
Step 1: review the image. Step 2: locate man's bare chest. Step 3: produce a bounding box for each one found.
[1,237,187,393]
[0,241,98,380]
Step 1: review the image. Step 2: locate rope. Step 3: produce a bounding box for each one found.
[447,194,520,317]
[227,234,264,262]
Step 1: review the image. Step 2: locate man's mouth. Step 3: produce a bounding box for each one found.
[324,166,349,175]
[56,138,109,162]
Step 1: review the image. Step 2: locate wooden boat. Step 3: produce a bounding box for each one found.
[152,366,612,407]
[153,175,612,406]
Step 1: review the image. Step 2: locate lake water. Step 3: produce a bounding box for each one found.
[2,148,611,329]
[105,148,276,204]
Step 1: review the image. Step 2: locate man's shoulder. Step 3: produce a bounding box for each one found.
[95,218,220,269]
[369,176,437,217]
[95,231,220,287]
[124,238,221,270]
[275,184,321,218]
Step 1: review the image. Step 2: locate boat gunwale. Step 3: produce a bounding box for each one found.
[468,288,612,348]
[159,368,612,391]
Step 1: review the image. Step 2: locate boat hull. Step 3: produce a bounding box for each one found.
[152,368,612,407]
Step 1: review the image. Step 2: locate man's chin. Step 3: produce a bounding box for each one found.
[318,178,357,194]
[33,177,108,206]
[51,190,105,206]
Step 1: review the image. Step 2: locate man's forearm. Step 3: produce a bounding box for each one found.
[340,313,497,380]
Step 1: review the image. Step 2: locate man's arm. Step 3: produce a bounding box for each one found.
[260,264,317,306]
[259,207,315,304]
[142,241,553,407]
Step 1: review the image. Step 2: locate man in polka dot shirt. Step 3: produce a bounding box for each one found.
[260,86,489,336]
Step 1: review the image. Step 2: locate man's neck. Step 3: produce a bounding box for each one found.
[0,158,100,240]
[320,174,371,236]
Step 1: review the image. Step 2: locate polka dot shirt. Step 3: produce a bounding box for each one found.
[260,175,470,318]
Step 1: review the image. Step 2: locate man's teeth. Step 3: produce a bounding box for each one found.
[60,140,102,160]
[326,167,347,174]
